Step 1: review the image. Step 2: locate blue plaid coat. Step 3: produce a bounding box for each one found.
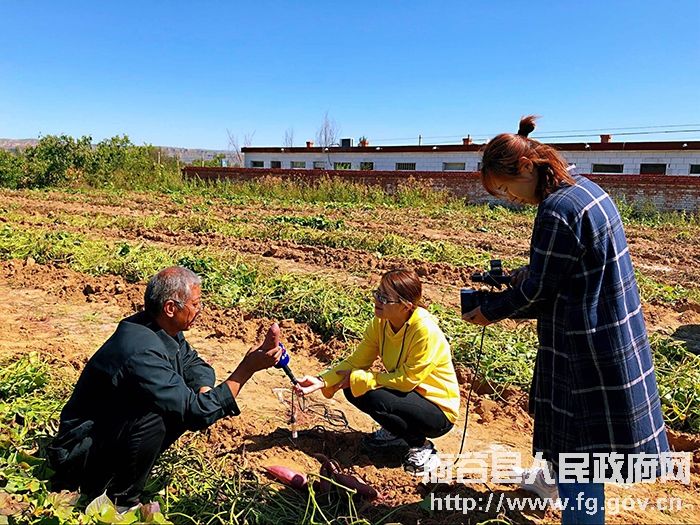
[481,175,669,471]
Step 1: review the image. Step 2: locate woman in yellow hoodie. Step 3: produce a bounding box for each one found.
[294,269,460,475]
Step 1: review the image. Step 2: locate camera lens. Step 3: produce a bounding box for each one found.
[460,288,479,314]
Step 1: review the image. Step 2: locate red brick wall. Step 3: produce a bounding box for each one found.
[183,167,700,212]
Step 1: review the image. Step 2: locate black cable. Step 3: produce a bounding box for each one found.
[277,387,351,431]
[290,385,297,439]
[297,392,351,429]
[456,324,487,459]
[380,319,410,372]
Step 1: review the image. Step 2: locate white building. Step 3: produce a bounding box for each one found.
[242,137,700,176]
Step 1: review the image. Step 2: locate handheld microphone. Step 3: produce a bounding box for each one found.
[275,342,298,385]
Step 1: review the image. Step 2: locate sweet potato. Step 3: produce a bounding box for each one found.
[312,453,378,499]
[312,453,332,469]
[264,465,308,490]
[318,462,331,494]
[332,471,379,500]
[312,453,340,475]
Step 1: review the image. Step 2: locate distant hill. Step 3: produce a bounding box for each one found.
[0,138,39,150]
[0,138,237,165]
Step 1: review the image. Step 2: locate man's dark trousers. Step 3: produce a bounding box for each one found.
[55,412,185,506]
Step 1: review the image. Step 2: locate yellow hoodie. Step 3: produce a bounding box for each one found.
[319,307,460,423]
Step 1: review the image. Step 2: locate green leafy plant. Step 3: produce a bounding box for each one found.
[0,150,25,189]
[651,333,700,432]
[265,215,344,230]
[0,134,183,191]
[0,354,49,401]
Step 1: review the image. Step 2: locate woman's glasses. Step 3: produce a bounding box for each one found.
[372,289,401,305]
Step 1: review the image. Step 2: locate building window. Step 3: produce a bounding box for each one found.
[396,162,416,171]
[690,164,700,175]
[443,162,466,171]
[360,162,374,171]
[639,163,666,175]
[477,162,482,171]
[334,162,352,170]
[270,160,281,169]
[591,163,624,174]
[313,161,325,169]
[290,161,306,169]
[250,161,264,168]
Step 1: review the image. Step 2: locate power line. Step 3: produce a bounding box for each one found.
[541,123,700,133]
[369,126,700,144]
[533,129,700,140]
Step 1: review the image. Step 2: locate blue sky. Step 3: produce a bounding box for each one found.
[1,1,699,149]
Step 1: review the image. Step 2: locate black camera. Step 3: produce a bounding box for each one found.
[460,260,512,315]
[460,288,483,315]
[471,259,512,287]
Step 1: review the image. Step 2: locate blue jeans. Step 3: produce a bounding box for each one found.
[556,479,605,525]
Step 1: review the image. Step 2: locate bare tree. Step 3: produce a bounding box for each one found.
[315,111,340,147]
[226,129,256,167]
[283,127,295,148]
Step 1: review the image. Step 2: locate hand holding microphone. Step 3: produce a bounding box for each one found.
[275,342,298,385]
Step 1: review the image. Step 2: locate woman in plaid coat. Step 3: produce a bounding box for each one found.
[463,116,669,525]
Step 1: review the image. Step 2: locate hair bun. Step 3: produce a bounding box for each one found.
[517,115,538,137]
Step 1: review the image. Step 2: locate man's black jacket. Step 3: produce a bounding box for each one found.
[49,311,239,481]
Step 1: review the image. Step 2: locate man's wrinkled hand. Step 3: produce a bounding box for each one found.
[243,344,283,373]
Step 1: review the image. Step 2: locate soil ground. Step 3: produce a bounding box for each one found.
[3,264,699,525]
[2,189,699,524]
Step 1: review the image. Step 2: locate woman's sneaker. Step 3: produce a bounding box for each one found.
[403,441,441,476]
[516,466,559,500]
[361,427,408,449]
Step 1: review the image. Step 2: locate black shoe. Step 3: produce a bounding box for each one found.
[360,427,409,449]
